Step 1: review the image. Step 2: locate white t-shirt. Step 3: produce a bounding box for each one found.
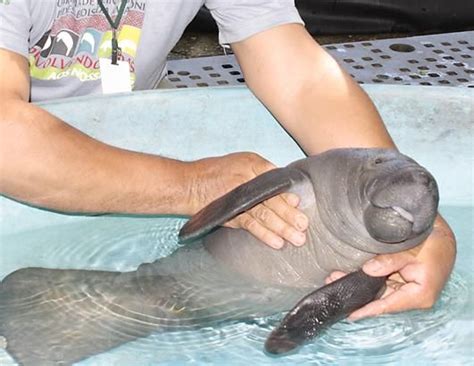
[0,0,303,102]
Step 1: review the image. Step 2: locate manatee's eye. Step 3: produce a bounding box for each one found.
[368,156,390,170]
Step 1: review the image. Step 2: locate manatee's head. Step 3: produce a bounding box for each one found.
[358,149,439,248]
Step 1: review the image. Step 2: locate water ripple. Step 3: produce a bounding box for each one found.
[1,217,185,277]
[1,215,471,365]
[83,272,470,365]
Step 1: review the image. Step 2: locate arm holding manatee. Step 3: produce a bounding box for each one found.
[232,24,456,316]
[232,24,394,154]
[0,48,305,248]
[0,49,196,215]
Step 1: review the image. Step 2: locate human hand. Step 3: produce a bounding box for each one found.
[188,152,309,249]
[325,215,456,320]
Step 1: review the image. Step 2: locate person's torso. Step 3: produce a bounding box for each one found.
[28,0,204,102]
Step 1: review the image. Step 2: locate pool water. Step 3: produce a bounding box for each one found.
[0,205,471,365]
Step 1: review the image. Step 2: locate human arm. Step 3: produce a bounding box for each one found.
[0,48,194,215]
[0,48,307,248]
[231,24,456,314]
[232,24,394,154]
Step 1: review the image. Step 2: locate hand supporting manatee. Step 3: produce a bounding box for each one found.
[326,215,456,320]
[187,152,308,249]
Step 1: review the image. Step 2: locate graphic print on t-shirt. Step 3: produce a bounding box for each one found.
[29,1,146,86]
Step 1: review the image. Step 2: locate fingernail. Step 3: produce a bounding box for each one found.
[287,194,300,207]
[271,237,285,249]
[291,231,306,246]
[296,215,308,231]
[364,259,381,273]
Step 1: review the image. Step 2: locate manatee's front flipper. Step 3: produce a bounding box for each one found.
[265,270,387,355]
[179,167,308,242]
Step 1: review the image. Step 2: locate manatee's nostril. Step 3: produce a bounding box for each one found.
[414,170,435,188]
[419,174,430,186]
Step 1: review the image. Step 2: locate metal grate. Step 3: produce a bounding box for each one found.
[166,31,474,88]
[166,56,244,88]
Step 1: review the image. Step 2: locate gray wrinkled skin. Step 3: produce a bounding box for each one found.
[0,149,438,365]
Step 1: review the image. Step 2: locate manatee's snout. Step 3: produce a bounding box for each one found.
[364,167,439,244]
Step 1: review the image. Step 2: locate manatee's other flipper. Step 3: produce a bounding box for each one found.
[179,167,308,242]
[0,265,188,366]
[265,270,387,355]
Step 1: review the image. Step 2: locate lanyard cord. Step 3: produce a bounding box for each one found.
[98,0,128,65]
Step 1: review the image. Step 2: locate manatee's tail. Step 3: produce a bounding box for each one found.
[264,270,386,355]
[0,251,279,365]
[0,266,188,366]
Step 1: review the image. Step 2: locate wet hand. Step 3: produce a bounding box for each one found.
[325,215,456,320]
[190,152,309,249]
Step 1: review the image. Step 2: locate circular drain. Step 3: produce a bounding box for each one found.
[390,43,416,52]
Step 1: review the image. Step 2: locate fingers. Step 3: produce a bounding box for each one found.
[281,192,300,209]
[324,270,417,321]
[265,193,309,232]
[351,252,423,320]
[324,271,346,284]
[228,212,285,249]
[349,261,440,321]
[362,252,417,277]
[226,193,309,249]
[345,227,452,322]
[348,282,423,321]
